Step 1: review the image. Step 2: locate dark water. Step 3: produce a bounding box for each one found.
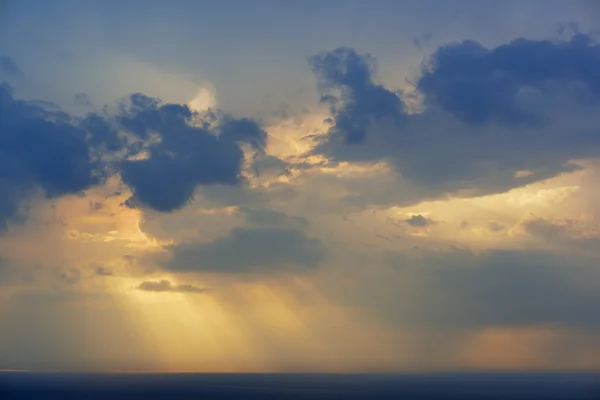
[1,373,599,399]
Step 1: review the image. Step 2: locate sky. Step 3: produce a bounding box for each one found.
[1,0,600,373]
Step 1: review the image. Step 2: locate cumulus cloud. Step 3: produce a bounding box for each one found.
[309,47,405,144]
[80,113,127,153]
[137,279,209,293]
[418,33,600,124]
[117,93,267,212]
[310,35,600,205]
[404,214,434,227]
[0,83,105,229]
[0,86,272,230]
[163,227,327,273]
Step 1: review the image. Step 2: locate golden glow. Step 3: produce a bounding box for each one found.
[2,108,599,372]
[454,327,575,371]
[264,114,328,159]
[188,85,216,112]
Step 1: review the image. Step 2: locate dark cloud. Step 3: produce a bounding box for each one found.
[80,113,127,153]
[219,116,267,152]
[378,248,600,328]
[0,55,21,76]
[310,35,600,204]
[405,215,434,227]
[418,34,600,124]
[308,47,405,144]
[163,227,327,273]
[0,85,270,229]
[117,94,267,212]
[137,280,209,294]
[0,83,106,230]
[74,93,92,107]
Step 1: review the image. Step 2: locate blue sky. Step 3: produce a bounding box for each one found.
[1,0,600,372]
[3,0,597,115]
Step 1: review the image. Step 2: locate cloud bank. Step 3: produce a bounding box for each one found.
[2,25,600,372]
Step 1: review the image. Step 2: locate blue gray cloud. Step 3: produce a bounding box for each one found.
[309,47,405,144]
[0,83,104,229]
[311,34,600,204]
[418,33,600,125]
[3,33,600,229]
[163,227,327,273]
[117,94,267,212]
[0,86,269,228]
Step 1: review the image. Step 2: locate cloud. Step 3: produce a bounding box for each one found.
[376,248,600,328]
[80,113,127,153]
[117,94,267,212]
[251,154,290,179]
[137,279,209,293]
[412,33,433,49]
[487,221,505,232]
[163,227,327,273]
[404,214,434,227]
[0,258,37,286]
[240,207,309,227]
[418,33,600,124]
[0,55,21,76]
[74,93,92,107]
[95,267,113,276]
[0,83,106,230]
[218,116,267,153]
[308,47,405,144]
[310,35,600,205]
[0,85,274,230]
[521,216,600,254]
